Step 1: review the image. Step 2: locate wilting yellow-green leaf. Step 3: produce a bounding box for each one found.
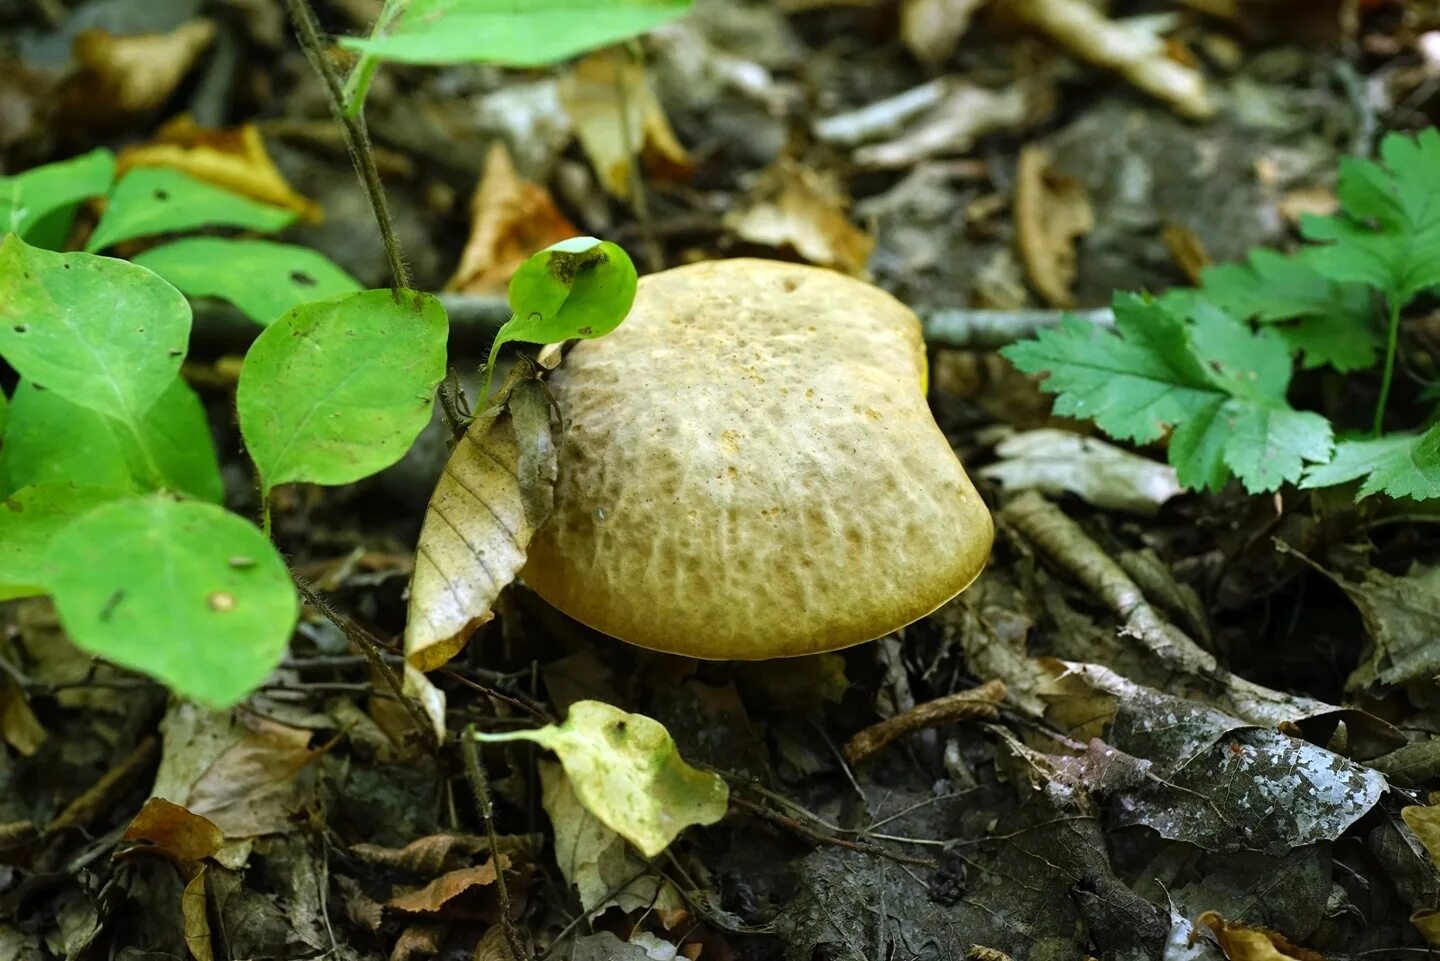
[474,700,728,857]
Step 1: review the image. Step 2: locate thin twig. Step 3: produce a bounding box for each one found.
[462,727,527,960]
[728,795,936,869]
[285,0,411,291]
[845,680,1007,764]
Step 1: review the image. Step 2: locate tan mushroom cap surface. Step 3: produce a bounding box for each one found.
[521,258,994,660]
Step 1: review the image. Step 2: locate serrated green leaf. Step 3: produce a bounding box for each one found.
[340,0,692,67]
[237,289,448,495]
[87,168,295,252]
[1221,403,1334,491]
[0,482,131,601]
[473,700,728,858]
[0,234,189,423]
[1,378,222,503]
[0,148,116,247]
[133,237,363,326]
[45,496,298,708]
[1301,128,1440,305]
[1301,426,1440,501]
[1199,248,1379,372]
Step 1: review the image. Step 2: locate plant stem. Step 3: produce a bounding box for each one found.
[261,495,272,539]
[462,727,528,960]
[341,0,408,117]
[285,0,412,292]
[1373,297,1402,436]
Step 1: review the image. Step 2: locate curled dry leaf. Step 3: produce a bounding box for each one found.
[123,797,224,863]
[977,428,1182,515]
[559,47,692,199]
[1009,0,1215,120]
[350,832,543,877]
[446,141,579,296]
[1014,145,1094,308]
[62,20,216,123]
[385,858,506,919]
[117,115,322,222]
[1198,912,1324,961]
[183,866,214,961]
[405,378,558,673]
[724,158,875,277]
[901,0,987,67]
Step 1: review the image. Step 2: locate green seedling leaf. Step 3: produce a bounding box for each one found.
[45,496,299,708]
[87,168,296,252]
[237,289,448,496]
[0,148,116,247]
[0,234,189,421]
[0,482,131,601]
[1301,425,1440,501]
[472,700,728,858]
[134,237,363,326]
[340,0,692,68]
[1003,294,1333,493]
[2,378,223,503]
[1301,128,1440,306]
[481,237,636,400]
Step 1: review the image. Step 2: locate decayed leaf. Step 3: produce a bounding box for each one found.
[406,378,558,672]
[844,80,1032,168]
[539,761,688,919]
[559,47,692,199]
[1328,564,1440,694]
[1014,145,1093,308]
[1198,912,1324,961]
[351,833,542,877]
[183,866,215,961]
[63,20,217,121]
[446,142,579,295]
[901,0,986,66]
[386,859,504,917]
[475,701,729,858]
[390,923,446,961]
[0,675,46,756]
[117,115,322,222]
[977,428,1182,515]
[123,797,224,863]
[1009,0,1215,119]
[724,158,875,277]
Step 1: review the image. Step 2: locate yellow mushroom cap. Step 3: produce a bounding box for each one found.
[521,258,994,659]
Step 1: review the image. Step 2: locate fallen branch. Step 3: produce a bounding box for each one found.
[845,680,1007,764]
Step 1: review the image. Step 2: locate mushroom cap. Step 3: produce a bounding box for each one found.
[521,258,993,659]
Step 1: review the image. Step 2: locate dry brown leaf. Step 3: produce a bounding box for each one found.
[472,926,511,961]
[1161,222,1211,284]
[182,865,214,961]
[446,142,579,295]
[724,158,874,277]
[1198,912,1325,961]
[351,833,543,877]
[559,47,692,200]
[386,859,505,919]
[184,715,319,838]
[1402,804,1440,861]
[1015,145,1093,308]
[391,922,447,961]
[118,115,322,222]
[123,797,224,863]
[0,675,45,756]
[405,378,558,673]
[1009,0,1215,119]
[1277,186,1339,225]
[901,0,987,66]
[1413,909,1440,947]
[62,20,216,122]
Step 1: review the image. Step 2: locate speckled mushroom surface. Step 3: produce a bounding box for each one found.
[522,258,994,659]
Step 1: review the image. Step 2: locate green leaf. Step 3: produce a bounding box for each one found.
[2,378,223,503]
[45,496,298,708]
[1199,248,1379,372]
[133,237,363,326]
[1301,425,1440,501]
[0,148,116,247]
[87,168,296,252]
[0,482,131,601]
[237,289,448,495]
[1301,128,1440,306]
[340,0,692,67]
[0,234,189,422]
[1003,294,1333,492]
[472,700,729,858]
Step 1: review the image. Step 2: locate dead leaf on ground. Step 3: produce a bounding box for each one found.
[390,923,447,961]
[123,797,224,863]
[351,832,542,877]
[61,20,216,126]
[901,0,987,66]
[1014,144,1093,308]
[1198,911,1324,961]
[724,157,875,277]
[182,866,215,961]
[977,428,1182,515]
[406,378,558,674]
[386,859,507,919]
[1162,222,1212,284]
[1325,563,1440,695]
[1400,804,1440,944]
[1008,0,1215,119]
[118,115,322,221]
[446,141,579,295]
[559,47,692,200]
[1277,186,1338,225]
[831,80,1033,168]
[0,674,46,756]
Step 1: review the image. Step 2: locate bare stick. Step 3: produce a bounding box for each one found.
[844,680,1007,764]
[462,727,528,960]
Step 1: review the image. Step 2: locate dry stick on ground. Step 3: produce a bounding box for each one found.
[727,795,938,869]
[844,679,1008,764]
[461,728,527,961]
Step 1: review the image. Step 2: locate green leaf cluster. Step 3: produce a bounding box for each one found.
[1005,129,1440,502]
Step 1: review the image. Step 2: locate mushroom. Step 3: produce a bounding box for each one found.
[522,258,993,659]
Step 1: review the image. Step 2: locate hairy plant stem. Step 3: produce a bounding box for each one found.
[285,0,411,291]
[341,0,408,117]
[1373,297,1402,436]
[462,727,528,960]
